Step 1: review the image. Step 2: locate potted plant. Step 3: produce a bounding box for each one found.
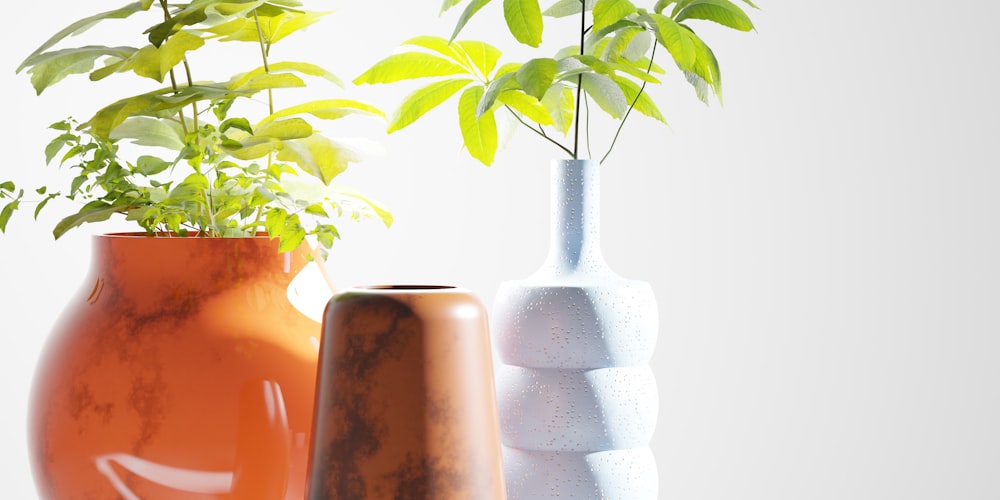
[354,0,757,497]
[5,1,390,498]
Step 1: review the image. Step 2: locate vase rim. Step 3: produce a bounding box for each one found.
[96,232,273,239]
[354,285,460,291]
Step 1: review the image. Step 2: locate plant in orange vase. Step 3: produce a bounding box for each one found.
[4,0,391,498]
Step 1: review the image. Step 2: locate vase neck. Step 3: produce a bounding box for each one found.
[541,159,611,276]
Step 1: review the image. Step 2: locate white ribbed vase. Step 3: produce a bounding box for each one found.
[492,159,659,498]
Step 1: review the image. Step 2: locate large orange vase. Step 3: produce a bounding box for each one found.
[307,286,507,499]
[28,233,327,499]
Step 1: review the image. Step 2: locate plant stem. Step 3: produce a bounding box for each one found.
[505,106,574,158]
[158,0,188,137]
[601,43,658,164]
[253,10,275,116]
[572,0,586,159]
[584,94,592,160]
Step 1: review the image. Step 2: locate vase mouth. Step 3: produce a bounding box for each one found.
[361,285,457,291]
[98,232,273,239]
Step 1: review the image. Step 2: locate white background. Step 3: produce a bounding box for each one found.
[2,1,999,498]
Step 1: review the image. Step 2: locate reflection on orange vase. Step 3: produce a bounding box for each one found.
[307,286,506,499]
[28,233,326,499]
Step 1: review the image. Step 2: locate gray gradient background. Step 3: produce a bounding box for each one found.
[2,1,998,498]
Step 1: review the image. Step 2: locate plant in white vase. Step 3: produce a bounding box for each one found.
[356,0,757,497]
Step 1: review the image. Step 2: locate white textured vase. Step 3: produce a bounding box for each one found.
[492,159,659,498]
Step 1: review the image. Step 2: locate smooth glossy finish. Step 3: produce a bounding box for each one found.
[307,286,506,499]
[491,160,660,498]
[29,233,327,499]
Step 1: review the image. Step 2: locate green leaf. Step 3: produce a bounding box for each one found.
[654,0,672,13]
[264,208,306,252]
[675,0,755,31]
[135,155,173,176]
[110,117,187,150]
[497,90,554,125]
[233,61,344,87]
[477,73,518,117]
[34,195,54,220]
[540,83,574,135]
[504,0,544,47]
[221,117,253,135]
[17,2,151,72]
[354,52,470,85]
[259,99,385,127]
[516,58,558,100]
[458,86,499,165]
[0,182,14,193]
[604,27,652,62]
[53,200,129,239]
[611,75,667,123]
[168,173,210,202]
[647,13,696,70]
[450,0,492,41]
[254,118,314,140]
[388,78,474,133]
[278,135,359,184]
[593,0,637,33]
[21,46,137,95]
[456,40,502,77]
[441,0,465,14]
[130,30,205,82]
[580,73,628,118]
[0,200,18,233]
[228,72,306,92]
[544,0,594,17]
[685,28,723,101]
[403,36,473,70]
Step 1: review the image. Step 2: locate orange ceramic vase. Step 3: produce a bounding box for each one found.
[28,233,327,499]
[307,286,506,499]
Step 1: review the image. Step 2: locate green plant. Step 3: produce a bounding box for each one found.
[354,0,757,165]
[2,0,392,254]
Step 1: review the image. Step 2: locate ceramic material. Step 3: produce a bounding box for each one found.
[28,233,327,499]
[491,160,659,498]
[307,286,506,499]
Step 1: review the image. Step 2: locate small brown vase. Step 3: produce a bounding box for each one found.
[306,286,506,499]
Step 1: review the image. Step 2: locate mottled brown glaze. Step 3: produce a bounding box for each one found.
[28,233,325,499]
[307,286,506,499]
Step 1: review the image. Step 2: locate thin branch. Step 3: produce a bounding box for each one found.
[584,93,593,160]
[601,43,658,164]
[572,0,586,159]
[505,106,574,158]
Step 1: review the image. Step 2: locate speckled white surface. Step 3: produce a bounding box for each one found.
[492,160,659,498]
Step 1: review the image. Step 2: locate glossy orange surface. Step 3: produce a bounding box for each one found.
[28,234,325,499]
[307,286,506,499]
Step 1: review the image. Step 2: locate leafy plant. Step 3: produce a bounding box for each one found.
[2,0,392,254]
[355,0,757,165]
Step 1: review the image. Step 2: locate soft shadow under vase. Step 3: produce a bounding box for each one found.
[307,286,506,499]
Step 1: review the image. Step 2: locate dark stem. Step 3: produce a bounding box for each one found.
[601,43,658,164]
[506,106,574,158]
[572,0,586,159]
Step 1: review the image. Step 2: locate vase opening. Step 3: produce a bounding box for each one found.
[363,285,457,291]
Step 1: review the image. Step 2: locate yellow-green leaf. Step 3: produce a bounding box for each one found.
[254,118,313,140]
[403,36,473,70]
[544,0,594,17]
[648,13,696,70]
[611,75,667,124]
[504,0,544,47]
[541,83,575,135]
[675,0,755,31]
[580,73,628,118]
[354,52,470,85]
[593,0,637,33]
[450,0,492,41]
[388,78,473,133]
[458,85,498,165]
[259,99,384,128]
[456,40,502,78]
[131,31,204,82]
[278,135,359,184]
[516,57,557,100]
[21,46,136,95]
[498,90,554,126]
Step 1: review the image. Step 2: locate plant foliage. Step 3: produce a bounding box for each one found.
[356,0,757,165]
[4,0,392,253]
